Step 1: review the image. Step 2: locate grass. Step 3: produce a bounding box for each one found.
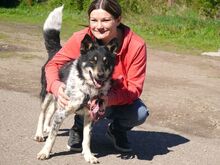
[0,4,220,55]
[0,33,8,39]
[125,13,220,54]
[0,51,19,58]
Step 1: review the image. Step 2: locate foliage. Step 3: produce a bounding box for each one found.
[132,15,220,53]
[198,0,220,19]
[118,0,220,19]
[0,0,219,54]
[0,0,20,7]
[2,0,220,18]
[46,0,91,12]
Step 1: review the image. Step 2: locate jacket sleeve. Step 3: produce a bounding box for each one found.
[107,43,147,106]
[45,33,81,96]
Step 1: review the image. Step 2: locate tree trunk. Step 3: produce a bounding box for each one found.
[167,0,175,7]
[27,0,33,6]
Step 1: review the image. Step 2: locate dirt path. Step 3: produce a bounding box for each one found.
[0,21,220,165]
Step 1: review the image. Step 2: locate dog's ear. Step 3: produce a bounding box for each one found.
[80,34,94,54]
[106,38,119,55]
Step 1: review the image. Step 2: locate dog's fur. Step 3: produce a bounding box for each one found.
[34,6,118,163]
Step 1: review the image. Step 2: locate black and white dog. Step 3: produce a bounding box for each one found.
[34,6,118,164]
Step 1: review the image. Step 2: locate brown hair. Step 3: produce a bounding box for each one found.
[88,0,122,19]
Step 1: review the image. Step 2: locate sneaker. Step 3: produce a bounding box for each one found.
[106,123,132,152]
[67,126,83,152]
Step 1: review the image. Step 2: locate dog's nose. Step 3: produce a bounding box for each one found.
[97,72,104,79]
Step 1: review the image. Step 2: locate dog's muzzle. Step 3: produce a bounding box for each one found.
[89,71,104,88]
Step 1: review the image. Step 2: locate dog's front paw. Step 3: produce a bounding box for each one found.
[37,149,50,160]
[34,135,45,142]
[83,153,99,164]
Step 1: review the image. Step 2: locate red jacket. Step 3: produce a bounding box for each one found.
[45,24,147,106]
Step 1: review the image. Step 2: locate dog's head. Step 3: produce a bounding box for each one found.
[77,34,118,88]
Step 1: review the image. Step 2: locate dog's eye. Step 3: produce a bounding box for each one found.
[103,57,108,64]
[89,60,96,64]
[89,57,97,64]
[94,56,97,61]
[103,57,106,62]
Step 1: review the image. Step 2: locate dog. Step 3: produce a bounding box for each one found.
[34,6,118,164]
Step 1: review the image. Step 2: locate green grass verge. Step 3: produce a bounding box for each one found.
[0,4,220,55]
[125,13,220,55]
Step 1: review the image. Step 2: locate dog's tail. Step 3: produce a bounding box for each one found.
[40,5,63,102]
[43,5,63,59]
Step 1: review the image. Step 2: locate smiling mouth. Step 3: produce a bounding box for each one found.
[89,71,103,88]
[98,30,106,34]
[94,29,107,34]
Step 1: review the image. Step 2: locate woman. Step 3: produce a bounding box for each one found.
[45,0,149,152]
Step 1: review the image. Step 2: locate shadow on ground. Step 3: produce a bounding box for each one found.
[50,120,190,161]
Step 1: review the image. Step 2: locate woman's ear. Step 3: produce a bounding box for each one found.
[116,16,122,26]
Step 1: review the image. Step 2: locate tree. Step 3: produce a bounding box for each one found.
[167,0,175,7]
[0,0,20,7]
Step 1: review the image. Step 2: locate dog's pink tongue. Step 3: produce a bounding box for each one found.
[89,102,100,121]
[94,79,102,88]
[89,100,105,122]
[92,104,100,113]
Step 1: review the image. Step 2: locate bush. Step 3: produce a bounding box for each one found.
[46,0,91,12]
[4,0,220,19]
[118,0,167,15]
[198,0,220,19]
[0,0,20,8]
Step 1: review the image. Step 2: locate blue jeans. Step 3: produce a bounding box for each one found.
[74,98,149,131]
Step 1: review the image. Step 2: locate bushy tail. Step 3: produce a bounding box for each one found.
[43,5,63,59]
[40,5,64,102]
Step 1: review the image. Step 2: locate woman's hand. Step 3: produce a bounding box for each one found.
[57,83,70,108]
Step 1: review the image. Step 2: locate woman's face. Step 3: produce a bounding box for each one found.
[89,9,121,44]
